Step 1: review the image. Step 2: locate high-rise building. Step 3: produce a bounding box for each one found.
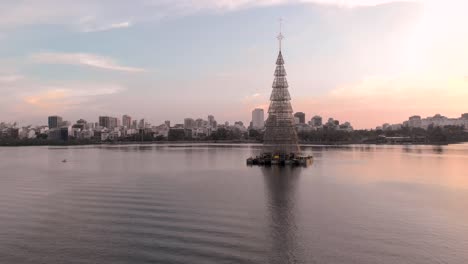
[208,115,215,128]
[462,113,468,119]
[99,116,107,128]
[408,115,422,128]
[48,116,63,129]
[110,117,118,129]
[138,119,145,129]
[195,118,204,128]
[294,112,305,124]
[262,30,300,155]
[310,115,322,127]
[165,120,171,128]
[184,118,195,129]
[122,115,132,128]
[99,116,118,129]
[251,108,264,129]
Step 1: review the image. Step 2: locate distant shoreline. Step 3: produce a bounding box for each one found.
[1,140,466,147]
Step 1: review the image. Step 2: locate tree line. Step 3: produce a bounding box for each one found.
[1,125,467,146]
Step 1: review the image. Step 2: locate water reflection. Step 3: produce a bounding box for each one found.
[262,166,303,264]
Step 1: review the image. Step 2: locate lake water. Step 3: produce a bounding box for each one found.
[1,144,468,264]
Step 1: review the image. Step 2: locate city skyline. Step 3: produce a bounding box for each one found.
[1,0,468,129]
[2,110,467,131]
[2,110,467,145]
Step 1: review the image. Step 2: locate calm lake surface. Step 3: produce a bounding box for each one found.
[1,144,468,264]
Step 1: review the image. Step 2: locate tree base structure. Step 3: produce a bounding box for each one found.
[247,153,313,167]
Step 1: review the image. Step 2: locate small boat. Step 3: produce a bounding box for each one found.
[62,159,67,163]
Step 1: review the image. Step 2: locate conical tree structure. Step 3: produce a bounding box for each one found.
[262,50,300,155]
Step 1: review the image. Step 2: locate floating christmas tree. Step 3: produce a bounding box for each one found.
[262,21,300,155]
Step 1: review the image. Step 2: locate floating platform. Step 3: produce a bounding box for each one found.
[247,153,313,167]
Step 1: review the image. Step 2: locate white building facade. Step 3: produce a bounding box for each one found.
[251,108,264,129]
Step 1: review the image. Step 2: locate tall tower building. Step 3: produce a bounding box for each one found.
[195,118,204,128]
[48,116,63,129]
[99,116,118,129]
[99,116,109,128]
[294,112,305,124]
[262,24,300,155]
[184,118,195,129]
[122,115,132,128]
[208,115,215,128]
[251,108,265,129]
[138,119,145,129]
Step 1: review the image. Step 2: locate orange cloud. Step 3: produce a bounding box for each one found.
[17,84,124,116]
[24,89,68,109]
[295,75,468,128]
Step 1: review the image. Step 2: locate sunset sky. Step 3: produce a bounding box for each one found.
[0,0,467,128]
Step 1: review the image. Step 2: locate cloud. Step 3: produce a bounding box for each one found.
[31,52,145,72]
[0,0,418,29]
[254,103,269,110]
[0,74,126,123]
[78,16,132,32]
[241,92,270,115]
[148,0,411,12]
[21,83,124,111]
[242,92,264,103]
[0,74,23,82]
[303,0,420,7]
[23,90,68,109]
